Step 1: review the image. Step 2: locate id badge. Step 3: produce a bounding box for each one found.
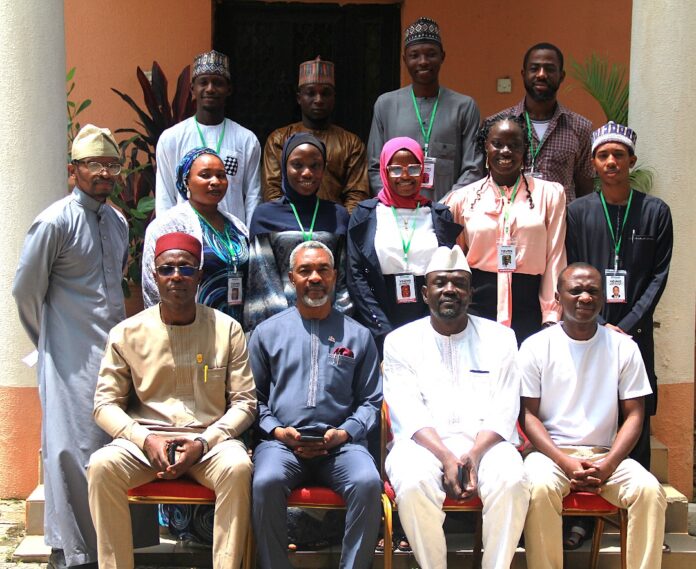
[497,243,517,272]
[421,156,436,189]
[525,166,544,179]
[395,273,417,303]
[604,269,627,303]
[227,272,243,305]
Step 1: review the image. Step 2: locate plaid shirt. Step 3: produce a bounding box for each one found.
[489,100,594,203]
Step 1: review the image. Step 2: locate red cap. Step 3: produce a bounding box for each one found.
[154,232,202,262]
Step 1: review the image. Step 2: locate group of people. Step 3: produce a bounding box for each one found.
[12,13,674,569]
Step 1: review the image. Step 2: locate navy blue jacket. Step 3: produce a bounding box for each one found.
[346,198,463,343]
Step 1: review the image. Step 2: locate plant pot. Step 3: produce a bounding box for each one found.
[124,283,145,317]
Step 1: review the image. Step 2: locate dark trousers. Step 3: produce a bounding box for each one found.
[252,440,382,569]
[469,269,542,346]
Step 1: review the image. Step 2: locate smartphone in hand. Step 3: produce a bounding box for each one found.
[298,435,325,443]
[167,442,180,466]
[458,464,469,489]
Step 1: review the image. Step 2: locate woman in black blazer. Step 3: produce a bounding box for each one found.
[347,137,462,352]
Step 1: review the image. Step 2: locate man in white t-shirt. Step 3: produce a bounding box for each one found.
[155,50,261,223]
[519,263,666,569]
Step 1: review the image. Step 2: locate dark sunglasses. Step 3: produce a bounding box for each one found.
[155,265,198,277]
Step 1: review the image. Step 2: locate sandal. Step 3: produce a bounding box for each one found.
[394,534,412,553]
[375,537,385,553]
[563,522,588,551]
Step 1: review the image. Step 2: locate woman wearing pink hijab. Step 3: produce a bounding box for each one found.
[347,136,462,352]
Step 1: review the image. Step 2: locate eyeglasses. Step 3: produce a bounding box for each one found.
[155,265,198,277]
[75,161,122,176]
[386,164,423,177]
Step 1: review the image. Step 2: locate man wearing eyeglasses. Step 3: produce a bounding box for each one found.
[88,231,257,569]
[12,125,128,568]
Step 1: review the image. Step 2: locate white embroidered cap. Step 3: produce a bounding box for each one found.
[425,245,471,275]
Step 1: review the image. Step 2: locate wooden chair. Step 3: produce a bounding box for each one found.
[127,478,255,569]
[380,403,484,569]
[381,403,628,569]
[517,423,628,569]
[562,491,627,569]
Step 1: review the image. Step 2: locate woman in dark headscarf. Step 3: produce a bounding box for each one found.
[247,132,351,328]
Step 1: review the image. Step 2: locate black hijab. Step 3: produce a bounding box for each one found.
[249,132,349,238]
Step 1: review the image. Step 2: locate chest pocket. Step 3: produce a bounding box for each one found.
[323,354,357,406]
[629,235,656,269]
[460,370,493,423]
[193,367,227,413]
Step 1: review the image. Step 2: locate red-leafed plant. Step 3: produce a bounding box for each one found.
[111,61,195,294]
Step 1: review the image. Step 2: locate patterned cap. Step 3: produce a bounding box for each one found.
[298,56,335,87]
[404,17,442,48]
[192,50,230,81]
[592,121,637,154]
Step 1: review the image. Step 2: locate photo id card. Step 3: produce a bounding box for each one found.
[605,269,627,303]
[227,273,243,305]
[421,156,436,189]
[395,273,417,303]
[497,244,517,272]
[524,166,544,179]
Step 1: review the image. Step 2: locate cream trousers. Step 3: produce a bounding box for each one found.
[87,439,252,569]
[523,450,666,569]
[386,437,530,569]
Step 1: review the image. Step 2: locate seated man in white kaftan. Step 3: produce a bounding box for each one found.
[383,245,529,569]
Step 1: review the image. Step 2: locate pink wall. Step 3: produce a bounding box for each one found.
[66,1,631,138]
[400,0,631,126]
[65,0,212,141]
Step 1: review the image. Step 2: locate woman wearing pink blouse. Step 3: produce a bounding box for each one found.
[443,114,566,344]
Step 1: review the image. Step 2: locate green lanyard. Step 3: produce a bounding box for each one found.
[193,209,239,271]
[410,89,440,154]
[599,189,634,269]
[391,203,421,267]
[524,111,545,169]
[194,117,226,153]
[289,199,320,242]
[493,176,521,240]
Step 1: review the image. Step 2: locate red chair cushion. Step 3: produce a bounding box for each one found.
[384,480,483,509]
[127,479,216,501]
[288,486,346,507]
[562,492,618,513]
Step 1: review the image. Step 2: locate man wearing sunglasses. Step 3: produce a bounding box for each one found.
[12,125,128,568]
[88,232,257,569]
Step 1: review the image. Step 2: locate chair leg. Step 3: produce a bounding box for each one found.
[472,513,483,569]
[243,525,255,569]
[619,510,628,569]
[382,495,393,569]
[588,517,604,569]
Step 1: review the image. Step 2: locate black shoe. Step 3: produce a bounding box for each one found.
[47,549,67,569]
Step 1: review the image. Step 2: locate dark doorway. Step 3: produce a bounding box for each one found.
[214,1,401,148]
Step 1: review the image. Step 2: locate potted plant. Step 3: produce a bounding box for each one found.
[110,61,195,309]
[569,53,654,193]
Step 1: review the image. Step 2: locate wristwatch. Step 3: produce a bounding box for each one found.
[194,436,209,457]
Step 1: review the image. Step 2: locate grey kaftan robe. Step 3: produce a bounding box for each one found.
[13,187,127,566]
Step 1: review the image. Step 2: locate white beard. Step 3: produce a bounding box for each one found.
[303,294,329,307]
